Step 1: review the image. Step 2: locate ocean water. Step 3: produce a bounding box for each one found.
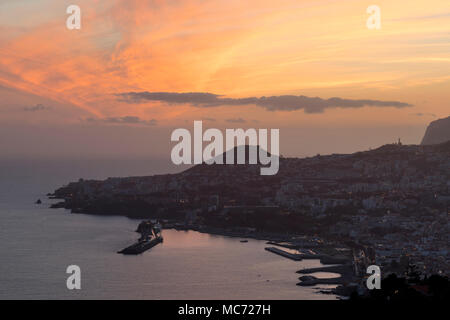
[0,158,337,300]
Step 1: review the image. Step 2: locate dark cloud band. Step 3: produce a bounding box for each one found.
[23,104,51,112]
[86,116,157,126]
[117,91,412,113]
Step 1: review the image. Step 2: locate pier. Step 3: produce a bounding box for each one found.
[297,265,353,275]
[297,276,346,286]
[296,265,355,286]
[265,246,349,264]
[265,247,303,260]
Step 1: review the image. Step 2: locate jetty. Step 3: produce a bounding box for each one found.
[265,247,303,260]
[297,265,353,275]
[118,220,163,255]
[265,246,349,264]
[296,265,355,286]
[297,275,346,286]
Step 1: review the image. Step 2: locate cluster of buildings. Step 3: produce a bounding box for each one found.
[53,142,449,277]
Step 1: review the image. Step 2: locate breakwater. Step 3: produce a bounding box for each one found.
[265,246,349,265]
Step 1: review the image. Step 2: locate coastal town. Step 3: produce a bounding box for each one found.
[50,140,450,295]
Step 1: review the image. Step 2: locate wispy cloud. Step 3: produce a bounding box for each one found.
[226,118,246,123]
[410,112,437,117]
[387,12,450,22]
[85,116,157,126]
[23,103,51,112]
[117,92,413,114]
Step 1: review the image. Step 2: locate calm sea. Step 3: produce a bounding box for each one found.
[0,157,337,299]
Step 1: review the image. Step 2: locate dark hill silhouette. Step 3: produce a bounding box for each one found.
[183,144,278,175]
[421,116,450,145]
[204,144,274,164]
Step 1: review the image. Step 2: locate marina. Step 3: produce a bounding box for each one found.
[265,246,349,265]
[264,244,355,289]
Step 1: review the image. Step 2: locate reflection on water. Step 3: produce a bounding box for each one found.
[308,272,342,279]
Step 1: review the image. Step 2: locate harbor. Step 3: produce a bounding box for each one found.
[265,245,350,265]
[115,217,356,296]
[264,242,356,291]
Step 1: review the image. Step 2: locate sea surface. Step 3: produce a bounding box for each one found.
[0,157,337,299]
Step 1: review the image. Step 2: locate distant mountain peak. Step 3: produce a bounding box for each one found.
[203,144,274,164]
[421,116,450,145]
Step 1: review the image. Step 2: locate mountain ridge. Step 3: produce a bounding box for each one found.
[421,116,450,145]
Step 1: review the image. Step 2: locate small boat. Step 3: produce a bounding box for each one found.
[240,240,248,243]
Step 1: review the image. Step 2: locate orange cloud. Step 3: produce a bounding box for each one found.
[0,0,449,128]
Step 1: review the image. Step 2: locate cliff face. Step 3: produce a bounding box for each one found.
[421,116,450,145]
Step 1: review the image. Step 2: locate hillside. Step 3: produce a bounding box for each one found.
[421,116,450,145]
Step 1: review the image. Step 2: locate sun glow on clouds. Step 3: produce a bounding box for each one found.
[0,0,449,127]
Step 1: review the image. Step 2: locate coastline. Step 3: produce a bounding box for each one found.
[49,195,355,298]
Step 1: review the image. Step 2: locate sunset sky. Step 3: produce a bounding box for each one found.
[0,0,449,160]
